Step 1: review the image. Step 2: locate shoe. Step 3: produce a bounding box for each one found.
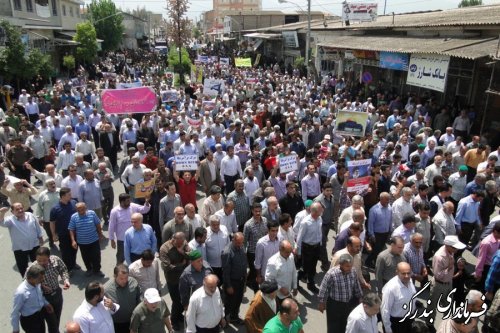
[320,265,330,272]
[229,317,244,325]
[94,271,105,277]
[307,283,319,293]
[74,264,82,270]
[85,270,93,277]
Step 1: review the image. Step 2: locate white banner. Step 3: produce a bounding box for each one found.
[174,154,199,171]
[35,1,51,18]
[203,79,225,97]
[342,2,378,22]
[220,57,230,66]
[279,155,298,173]
[282,31,299,48]
[116,82,142,89]
[406,54,450,93]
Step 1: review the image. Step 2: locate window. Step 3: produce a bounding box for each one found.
[62,4,66,15]
[26,0,33,12]
[14,0,22,10]
[51,0,57,15]
[69,6,73,16]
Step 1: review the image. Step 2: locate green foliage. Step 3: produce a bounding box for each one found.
[168,47,192,78]
[63,55,75,70]
[0,20,54,83]
[294,56,305,68]
[74,22,98,63]
[458,0,483,7]
[87,0,124,51]
[166,0,191,48]
[192,26,202,40]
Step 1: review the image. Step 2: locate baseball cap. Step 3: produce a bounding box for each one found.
[444,235,466,250]
[305,200,313,208]
[459,165,468,172]
[144,288,161,303]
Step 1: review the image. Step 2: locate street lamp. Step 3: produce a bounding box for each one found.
[278,0,311,77]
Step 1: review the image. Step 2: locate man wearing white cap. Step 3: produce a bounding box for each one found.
[428,235,466,325]
[130,288,173,333]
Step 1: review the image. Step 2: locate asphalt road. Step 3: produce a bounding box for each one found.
[0,154,482,332]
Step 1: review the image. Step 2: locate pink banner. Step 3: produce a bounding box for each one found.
[101,87,158,114]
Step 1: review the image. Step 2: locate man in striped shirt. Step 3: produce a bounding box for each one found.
[68,202,104,277]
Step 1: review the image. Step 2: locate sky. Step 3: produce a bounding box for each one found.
[86,0,499,21]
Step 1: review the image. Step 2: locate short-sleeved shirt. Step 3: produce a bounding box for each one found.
[50,200,77,236]
[68,210,100,245]
[178,178,197,208]
[263,314,303,333]
[130,299,170,333]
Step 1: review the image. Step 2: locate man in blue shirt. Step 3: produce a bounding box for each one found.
[50,187,79,272]
[455,190,485,248]
[366,192,393,267]
[11,263,54,333]
[124,213,157,265]
[68,202,104,277]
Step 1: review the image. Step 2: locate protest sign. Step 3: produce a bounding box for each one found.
[134,179,155,198]
[161,90,179,103]
[203,79,225,97]
[335,111,369,137]
[116,82,142,89]
[279,155,298,173]
[101,87,157,114]
[220,57,230,66]
[174,154,199,171]
[202,100,216,111]
[346,159,371,193]
[235,58,252,67]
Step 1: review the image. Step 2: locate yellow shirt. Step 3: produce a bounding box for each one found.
[464,149,486,168]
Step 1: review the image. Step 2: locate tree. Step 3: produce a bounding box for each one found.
[74,21,98,64]
[458,0,482,7]
[87,0,124,51]
[167,47,192,78]
[166,0,191,83]
[63,55,75,77]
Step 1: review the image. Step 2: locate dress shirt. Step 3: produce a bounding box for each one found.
[424,164,442,185]
[36,189,60,221]
[76,140,94,156]
[244,177,260,203]
[265,252,297,299]
[73,299,119,333]
[61,175,83,198]
[301,173,321,201]
[222,243,248,286]
[403,243,425,276]
[433,210,457,245]
[278,226,295,249]
[292,210,309,235]
[486,250,500,292]
[179,143,199,155]
[331,248,366,286]
[254,235,280,276]
[432,246,455,283]
[375,249,406,291]
[296,214,322,255]
[57,150,76,171]
[205,225,230,267]
[78,179,103,210]
[25,102,39,115]
[227,191,251,227]
[318,266,362,303]
[380,276,416,333]
[58,132,78,151]
[391,225,415,244]
[124,224,157,264]
[269,175,287,201]
[188,239,208,261]
[243,217,269,253]
[455,196,481,229]
[391,197,414,228]
[214,209,238,234]
[128,258,161,293]
[220,155,242,177]
[476,233,499,277]
[109,203,151,241]
[415,215,431,252]
[11,280,49,331]
[367,203,392,237]
[25,135,48,159]
[186,286,224,332]
[159,194,181,229]
[346,303,378,333]
[448,172,467,201]
[121,164,146,187]
[184,214,204,230]
[0,212,42,251]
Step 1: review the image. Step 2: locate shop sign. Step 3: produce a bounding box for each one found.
[379,52,409,71]
[406,53,450,92]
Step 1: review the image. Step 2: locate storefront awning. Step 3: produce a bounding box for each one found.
[243,32,282,40]
[318,35,499,60]
[53,38,80,46]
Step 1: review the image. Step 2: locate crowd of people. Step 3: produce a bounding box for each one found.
[0,50,499,333]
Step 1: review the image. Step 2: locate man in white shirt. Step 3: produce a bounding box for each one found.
[220,146,243,195]
[205,215,230,283]
[128,249,162,296]
[391,187,415,228]
[184,203,204,230]
[56,142,76,177]
[243,167,260,204]
[61,165,83,199]
[380,262,416,333]
[186,274,226,333]
[73,281,119,333]
[264,240,298,307]
[214,200,238,234]
[346,293,381,333]
[424,155,443,185]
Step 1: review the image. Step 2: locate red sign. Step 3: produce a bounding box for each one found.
[101,87,158,114]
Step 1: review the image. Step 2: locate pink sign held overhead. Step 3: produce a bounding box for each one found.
[101,87,158,114]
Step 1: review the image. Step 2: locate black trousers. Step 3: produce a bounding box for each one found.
[114,321,131,333]
[223,174,239,195]
[79,240,101,272]
[467,167,477,183]
[21,310,45,333]
[101,188,114,223]
[12,164,32,184]
[13,246,39,277]
[389,316,413,333]
[320,224,331,267]
[167,282,184,327]
[302,243,320,284]
[196,326,220,333]
[59,234,77,271]
[92,128,100,149]
[31,157,46,172]
[326,298,358,333]
[459,222,476,246]
[44,288,63,333]
[224,279,245,319]
[83,154,92,164]
[213,267,223,286]
[366,232,390,266]
[247,252,258,291]
[43,222,54,246]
